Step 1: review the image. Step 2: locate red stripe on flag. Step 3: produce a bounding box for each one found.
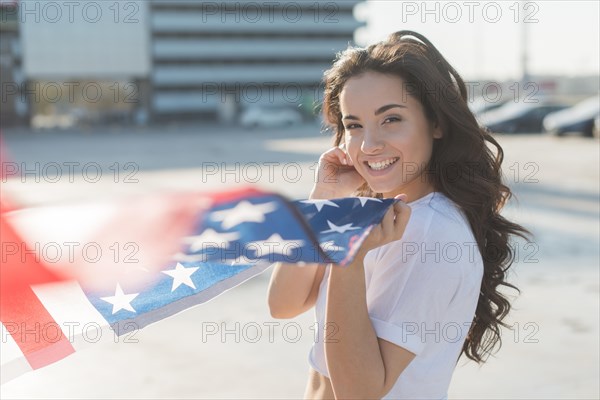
[0,285,75,369]
[204,186,269,203]
[1,196,74,369]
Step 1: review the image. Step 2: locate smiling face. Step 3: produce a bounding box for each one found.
[340,71,442,200]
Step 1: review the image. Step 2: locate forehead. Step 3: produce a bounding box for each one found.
[340,72,416,112]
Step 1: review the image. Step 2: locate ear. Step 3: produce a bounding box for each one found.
[432,122,443,139]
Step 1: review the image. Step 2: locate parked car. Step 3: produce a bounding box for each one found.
[478,100,569,134]
[594,114,600,139]
[240,106,303,128]
[543,96,599,137]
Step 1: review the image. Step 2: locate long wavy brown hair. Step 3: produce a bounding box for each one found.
[320,30,532,363]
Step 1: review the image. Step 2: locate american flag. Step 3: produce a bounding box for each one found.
[0,186,395,383]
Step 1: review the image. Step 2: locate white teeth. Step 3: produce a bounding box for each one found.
[367,158,399,170]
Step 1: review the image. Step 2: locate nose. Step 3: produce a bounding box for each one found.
[360,130,385,155]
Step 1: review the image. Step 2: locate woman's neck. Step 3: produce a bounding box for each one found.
[382,171,436,202]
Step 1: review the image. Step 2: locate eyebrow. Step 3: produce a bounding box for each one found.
[342,104,407,121]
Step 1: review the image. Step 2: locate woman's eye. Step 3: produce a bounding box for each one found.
[383,116,401,124]
[344,124,361,130]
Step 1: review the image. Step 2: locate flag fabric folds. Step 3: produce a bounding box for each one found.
[0,186,395,383]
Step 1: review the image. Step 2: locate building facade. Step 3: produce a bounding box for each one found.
[1,0,364,126]
[149,0,364,122]
[0,1,25,127]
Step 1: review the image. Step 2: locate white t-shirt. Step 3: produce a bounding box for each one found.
[308,191,484,400]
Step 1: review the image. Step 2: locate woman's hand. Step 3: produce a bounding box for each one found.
[356,195,412,259]
[310,143,366,199]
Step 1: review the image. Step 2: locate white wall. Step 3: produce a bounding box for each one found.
[20,0,150,79]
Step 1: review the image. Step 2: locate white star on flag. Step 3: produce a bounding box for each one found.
[357,197,383,206]
[246,233,304,257]
[162,263,199,292]
[100,283,139,315]
[300,199,340,212]
[210,201,278,229]
[321,220,361,234]
[183,229,240,252]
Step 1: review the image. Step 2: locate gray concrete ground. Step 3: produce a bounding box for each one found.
[1,123,598,399]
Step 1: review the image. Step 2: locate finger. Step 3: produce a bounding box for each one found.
[337,149,353,167]
[393,200,410,219]
[323,147,348,166]
[394,193,408,202]
[393,201,411,233]
[380,205,395,236]
[337,143,353,166]
[342,145,353,166]
[339,151,348,165]
[331,146,346,165]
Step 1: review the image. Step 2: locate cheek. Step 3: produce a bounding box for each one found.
[343,132,353,147]
[399,128,434,162]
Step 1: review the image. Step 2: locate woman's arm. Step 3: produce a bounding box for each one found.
[324,200,415,399]
[267,183,345,320]
[267,262,326,319]
[324,249,415,399]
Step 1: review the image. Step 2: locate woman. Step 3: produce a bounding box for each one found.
[267,31,530,399]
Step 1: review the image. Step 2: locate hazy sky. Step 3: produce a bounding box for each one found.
[356,1,599,81]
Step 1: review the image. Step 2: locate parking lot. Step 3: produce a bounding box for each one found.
[1,123,598,399]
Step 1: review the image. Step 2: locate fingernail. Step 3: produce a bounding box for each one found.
[342,158,347,165]
[394,194,407,202]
